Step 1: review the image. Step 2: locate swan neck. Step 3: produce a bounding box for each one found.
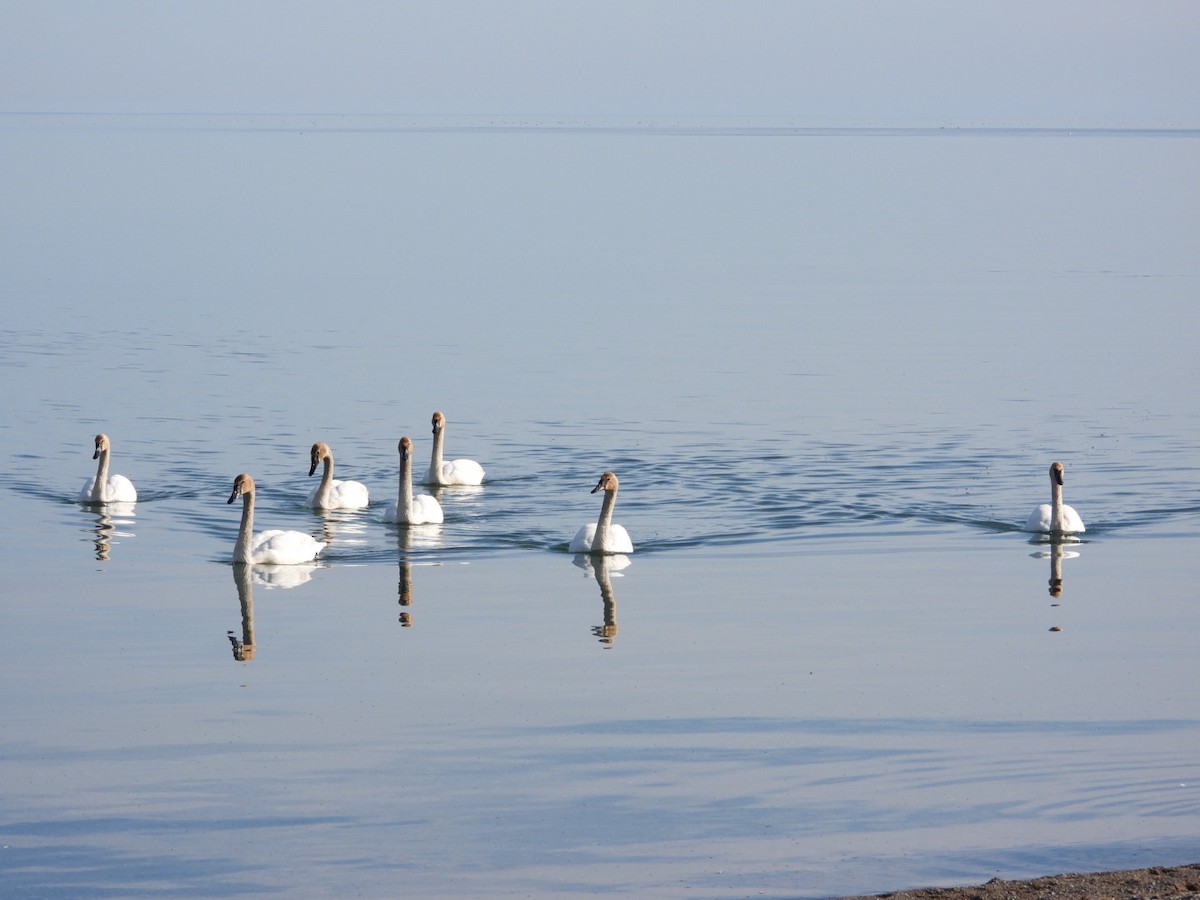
[92,448,110,500]
[428,428,445,484]
[594,486,617,550]
[1050,479,1065,531]
[400,451,415,520]
[316,456,334,504]
[234,491,255,563]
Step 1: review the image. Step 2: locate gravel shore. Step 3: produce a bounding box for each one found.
[834,863,1200,900]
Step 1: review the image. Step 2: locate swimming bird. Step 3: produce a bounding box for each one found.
[79,433,137,503]
[227,473,326,564]
[306,442,370,509]
[569,471,634,554]
[384,437,444,525]
[1024,461,1085,535]
[425,411,485,486]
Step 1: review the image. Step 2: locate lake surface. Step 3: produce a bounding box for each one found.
[1,115,1198,898]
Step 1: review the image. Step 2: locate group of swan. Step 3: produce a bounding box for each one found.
[81,428,1086,568]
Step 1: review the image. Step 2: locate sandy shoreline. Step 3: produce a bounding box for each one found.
[833,863,1200,900]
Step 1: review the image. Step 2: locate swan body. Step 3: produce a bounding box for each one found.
[1024,461,1085,535]
[227,473,326,564]
[570,471,634,554]
[306,442,370,509]
[425,411,485,486]
[79,433,137,503]
[384,437,444,525]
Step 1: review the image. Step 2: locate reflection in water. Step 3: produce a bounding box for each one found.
[398,555,413,627]
[1031,541,1081,598]
[573,554,631,648]
[226,562,322,661]
[1031,540,1081,633]
[313,508,370,551]
[393,524,442,627]
[228,563,256,661]
[87,502,136,561]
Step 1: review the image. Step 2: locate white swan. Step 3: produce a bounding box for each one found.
[570,471,634,554]
[306,441,370,509]
[425,411,485,486]
[227,473,326,564]
[79,433,137,503]
[384,437,444,525]
[1024,460,1086,535]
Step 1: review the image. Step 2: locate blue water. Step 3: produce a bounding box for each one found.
[1,116,1199,898]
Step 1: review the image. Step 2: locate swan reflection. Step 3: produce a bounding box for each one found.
[1032,541,1080,598]
[314,509,370,551]
[87,503,136,560]
[228,563,257,661]
[394,525,442,627]
[573,553,631,647]
[398,555,414,627]
[226,561,322,661]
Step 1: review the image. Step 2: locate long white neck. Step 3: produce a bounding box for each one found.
[91,448,110,501]
[234,492,255,563]
[1050,478,1065,532]
[594,487,617,552]
[400,451,416,521]
[427,428,445,484]
[314,456,334,506]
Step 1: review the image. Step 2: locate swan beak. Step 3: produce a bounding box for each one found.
[591,481,603,494]
[227,488,240,504]
[1054,469,1064,486]
[308,459,318,477]
[93,449,100,460]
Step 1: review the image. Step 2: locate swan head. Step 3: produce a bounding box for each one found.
[309,441,332,476]
[399,436,414,461]
[1050,461,1065,486]
[431,411,446,434]
[92,433,110,459]
[591,471,619,494]
[227,473,255,504]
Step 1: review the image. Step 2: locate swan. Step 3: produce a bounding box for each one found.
[79,433,137,503]
[569,471,634,554]
[227,473,326,564]
[384,437,444,525]
[425,411,485,486]
[1024,461,1086,535]
[306,441,370,509]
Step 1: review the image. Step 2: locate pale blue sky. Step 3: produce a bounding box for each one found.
[2,1,1198,121]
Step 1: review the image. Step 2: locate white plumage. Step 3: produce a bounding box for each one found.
[79,433,137,503]
[306,441,370,510]
[384,437,444,525]
[570,471,634,554]
[425,411,485,486]
[1024,461,1085,535]
[227,473,326,565]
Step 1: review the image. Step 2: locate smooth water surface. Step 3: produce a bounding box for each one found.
[1,117,1198,898]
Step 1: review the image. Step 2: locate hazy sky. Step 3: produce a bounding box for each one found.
[2,2,1198,121]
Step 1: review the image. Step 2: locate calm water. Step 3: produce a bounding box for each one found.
[2,116,1199,898]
